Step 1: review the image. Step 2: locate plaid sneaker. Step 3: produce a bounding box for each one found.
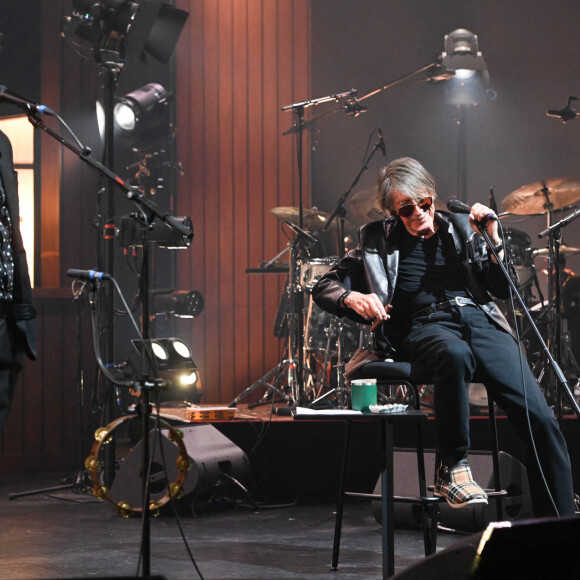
[434,458,488,508]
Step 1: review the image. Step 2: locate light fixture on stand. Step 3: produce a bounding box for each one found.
[152,290,205,319]
[61,0,139,64]
[61,2,190,576]
[440,29,490,202]
[116,214,193,248]
[96,83,172,150]
[62,1,188,65]
[126,338,202,405]
[114,83,170,139]
[441,29,487,79]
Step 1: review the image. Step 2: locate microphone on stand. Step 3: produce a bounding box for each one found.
[546,107,578,123]
[342,90,367,117]
[0,85,53,115]
[546,97,579,123]
[66,268,111,281]
[282,220,318,246]
[447,199,498,222]
[377,128,386,157]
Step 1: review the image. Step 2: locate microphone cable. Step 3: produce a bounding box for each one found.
[486,212,559,516]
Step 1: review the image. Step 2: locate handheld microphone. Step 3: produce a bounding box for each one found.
[447,199,498,222]
[377,128,386,157]
[446,199,472,214]
[282,219,318,246]
[0,85,53,115]
[66,268,111,281]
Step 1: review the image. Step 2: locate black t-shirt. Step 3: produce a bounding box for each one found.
[388,228,469,328]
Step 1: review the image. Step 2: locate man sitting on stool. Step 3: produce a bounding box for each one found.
[312,157,574,517]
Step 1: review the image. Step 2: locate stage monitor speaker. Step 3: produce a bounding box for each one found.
[109,424,249,509]
[471,515,580,579]
[373,450,533,532]
[393,515,580,579]
[391,533,481,580]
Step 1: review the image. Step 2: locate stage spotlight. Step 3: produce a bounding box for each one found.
[131,337,196,370]
[441,29,487,78]
[153,290,205,319]
[127,338,202,403]
[440,29,490,107]
[63,1,188,64]
[68,0,139,52]
[114,82,169,134]
[116,214,193,248]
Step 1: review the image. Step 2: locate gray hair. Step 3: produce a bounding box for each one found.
[377,157,438,214]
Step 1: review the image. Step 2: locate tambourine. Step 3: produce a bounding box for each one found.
[85,415,191,517]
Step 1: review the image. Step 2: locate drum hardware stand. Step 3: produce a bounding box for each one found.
[301,299,333,402]
[302,320,335,404]
[230,237,306,409]
[478,223,580,421]
[537,203,580,421]
[309,318,351,409]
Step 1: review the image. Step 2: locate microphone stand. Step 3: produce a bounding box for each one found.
[281,90,360,405]
[25,112,192,238]
[23,109,191,578]
[478,222,580,420]
[323,133,384,256]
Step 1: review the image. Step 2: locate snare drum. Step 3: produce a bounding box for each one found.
[300,257,338,290]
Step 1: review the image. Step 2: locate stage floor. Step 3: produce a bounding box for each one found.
[1,471,463,580]
[1,404,578,579]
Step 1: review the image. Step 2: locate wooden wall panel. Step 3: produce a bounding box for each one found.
[174,0,312,405]
[0,0,311,473]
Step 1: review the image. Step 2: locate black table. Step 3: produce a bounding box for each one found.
[294,408,440,578]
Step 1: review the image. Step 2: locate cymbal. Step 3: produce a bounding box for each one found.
[345,187,388,228]
[501,178,580,215]
[533,245,580,257]
[271,206,331,230]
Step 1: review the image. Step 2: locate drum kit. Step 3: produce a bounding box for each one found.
[238,176,580,411]
[500,178,580,409]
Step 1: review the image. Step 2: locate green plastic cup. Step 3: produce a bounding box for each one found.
[350,379,377,412]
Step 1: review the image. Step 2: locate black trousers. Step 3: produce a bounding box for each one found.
[0,318,25,432]
[402,304,575,518]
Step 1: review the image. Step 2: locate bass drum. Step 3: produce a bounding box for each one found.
[304,299,367,359]
[504,228,534,288]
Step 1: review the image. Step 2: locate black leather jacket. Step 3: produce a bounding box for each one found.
[312,211,514,355]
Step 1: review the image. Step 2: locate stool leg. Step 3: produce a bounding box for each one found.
[488,397,504,521]
[332,420,352,570]
[380,419,395,578]
[415,418,438,555]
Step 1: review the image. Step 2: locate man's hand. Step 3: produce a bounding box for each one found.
[469,203,504,261]
[468,203,501,246]
[343,291,390,323]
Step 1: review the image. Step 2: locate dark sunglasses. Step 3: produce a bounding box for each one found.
[396,197,433,218]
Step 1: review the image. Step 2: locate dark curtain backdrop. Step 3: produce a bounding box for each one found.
[309,0,580,304]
